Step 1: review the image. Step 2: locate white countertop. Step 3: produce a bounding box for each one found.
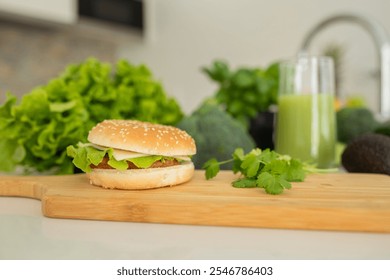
[1,196,390,260]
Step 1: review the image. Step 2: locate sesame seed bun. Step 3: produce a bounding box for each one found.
[88,120,196,156]
[87,161,195,190]
[85,120,196,190]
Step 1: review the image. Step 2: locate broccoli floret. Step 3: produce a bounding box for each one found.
[177,103,256,169]
[336,107,380,144]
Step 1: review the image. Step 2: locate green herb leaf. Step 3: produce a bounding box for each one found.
[257,148,278,164]
[241,153,261,178]
[232,69,255,88]
[202,158,220,179]
[262,159,288,176]
[257,172,291,195]
[232,147,245,173]
[284,159,306,182]
[232,178,257,188]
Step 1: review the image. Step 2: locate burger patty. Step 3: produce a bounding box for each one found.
[91,156,180,170]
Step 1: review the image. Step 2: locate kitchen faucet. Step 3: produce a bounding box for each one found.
[299,13,390,120]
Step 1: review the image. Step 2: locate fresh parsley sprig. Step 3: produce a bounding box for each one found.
[202,148,308,195]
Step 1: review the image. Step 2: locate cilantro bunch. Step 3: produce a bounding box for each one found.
[203,148,307,195]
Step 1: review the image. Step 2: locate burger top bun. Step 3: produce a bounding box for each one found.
[88,120,196,156]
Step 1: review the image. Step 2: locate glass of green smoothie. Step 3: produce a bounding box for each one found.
[275,55,336,168]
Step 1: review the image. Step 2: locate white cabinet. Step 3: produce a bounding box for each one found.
[0,0,77,24]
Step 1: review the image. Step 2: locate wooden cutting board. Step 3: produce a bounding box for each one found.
[1,171,390,233]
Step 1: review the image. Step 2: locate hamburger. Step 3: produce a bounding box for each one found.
[67,120,196,190]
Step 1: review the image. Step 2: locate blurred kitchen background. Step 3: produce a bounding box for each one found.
[0,0,389,115]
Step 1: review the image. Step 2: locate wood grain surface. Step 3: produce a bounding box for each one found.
[1,171,390,232]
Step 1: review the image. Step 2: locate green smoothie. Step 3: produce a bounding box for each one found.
[275,93,336,168]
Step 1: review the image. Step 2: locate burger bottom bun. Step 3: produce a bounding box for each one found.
[87,161,195,190]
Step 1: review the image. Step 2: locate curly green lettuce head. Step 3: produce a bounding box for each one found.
[0,58,184,174]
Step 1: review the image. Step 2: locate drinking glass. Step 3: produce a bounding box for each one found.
[275,55,336,168]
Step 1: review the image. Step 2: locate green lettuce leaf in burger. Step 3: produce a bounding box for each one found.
[67,120,196,190]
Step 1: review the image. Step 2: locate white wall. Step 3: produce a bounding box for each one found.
[0,0,77,24]
[118,0,390,115]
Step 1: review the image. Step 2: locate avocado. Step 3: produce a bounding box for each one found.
[341,133,390,175]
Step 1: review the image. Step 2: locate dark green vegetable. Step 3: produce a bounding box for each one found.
[202,60,279,128]
[341,133,390,175]
[374,120,390,137]
[0,58,183,174]
[176,102,256,170]
[336,107,379,143]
